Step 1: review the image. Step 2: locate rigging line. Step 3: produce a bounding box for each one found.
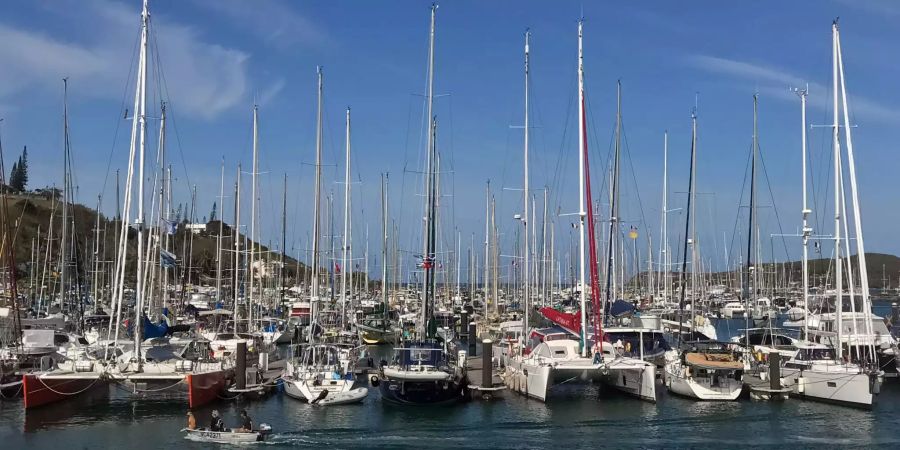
[149,32,192,193]
[757,138,792,262]
[548,70,576,222]
[727,140,753,269]
[620,117,651,247]
[100,26,142,200]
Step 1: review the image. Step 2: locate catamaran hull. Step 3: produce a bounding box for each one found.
[502,361,552,402]
[23,373,105,409]
[780,367,877,408]
[599,360,657,402]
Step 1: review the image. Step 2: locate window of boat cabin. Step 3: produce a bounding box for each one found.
[797,348,834,360]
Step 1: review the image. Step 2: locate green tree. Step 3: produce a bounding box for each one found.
[8,161,19,190]
[19,146,28,190]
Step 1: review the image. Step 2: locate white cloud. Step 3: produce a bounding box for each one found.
[688,54,900,123]
[0,0,250,120]
[191,0,330,50]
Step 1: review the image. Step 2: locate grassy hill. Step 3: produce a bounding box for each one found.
[1,193,369,289]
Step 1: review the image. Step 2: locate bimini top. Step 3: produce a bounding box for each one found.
[685,352,743,370]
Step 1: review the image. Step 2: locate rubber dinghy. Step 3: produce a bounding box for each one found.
[311,387,369,406]
[183,424,273,444]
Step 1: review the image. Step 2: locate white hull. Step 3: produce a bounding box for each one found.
[598,358,657,402]
[314,387,368,405]
[502,359,552,401]
[780,365,876,408]
[665,360,743,401]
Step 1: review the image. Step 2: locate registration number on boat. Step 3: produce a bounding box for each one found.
[199,431,221,439]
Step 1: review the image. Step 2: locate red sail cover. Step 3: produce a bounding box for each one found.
[538,307,582,336]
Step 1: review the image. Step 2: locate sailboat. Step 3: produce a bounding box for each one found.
[357,174,399,345]
[664,105,744,401]
[376,5,467,406]
[282,68,365,405]
[778,21,882,408]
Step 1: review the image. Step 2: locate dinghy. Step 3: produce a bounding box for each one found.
[183,424,272,444]
[311,387,369,406]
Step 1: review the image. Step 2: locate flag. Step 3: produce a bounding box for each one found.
[335,263,341,274]
[163,219,177,235]
[160,249,177,268]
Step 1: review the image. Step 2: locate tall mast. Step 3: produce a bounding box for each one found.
[60,78,70,315]
[678,110,698,342]
[522,29,531,337]
[216,157,225,305]
[132,0,150,360]
[249,105,259,326]
[419,4,438,338]
[836,22,875,356]
[831,21,843,361]
[381,173,389,308]
[483,180,490,313]
[234,165,241,325]
[660,131,668,301]
[576,19,588,356]
[341,107,351,328]
[280,173,287,312]
[746,94,759,339]
[310,66,324,339]
[795,86,810,341]
[604,81,622,315]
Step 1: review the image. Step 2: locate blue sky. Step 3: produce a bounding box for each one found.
[1,0,899,280]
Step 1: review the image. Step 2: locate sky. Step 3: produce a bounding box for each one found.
[1,0,899,282]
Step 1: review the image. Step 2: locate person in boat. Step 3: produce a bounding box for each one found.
[236,410,253,432]
[186,411,197,430]
[210,409,225,432]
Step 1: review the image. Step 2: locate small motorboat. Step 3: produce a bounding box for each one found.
[183,424,273,444]
[311,387,369,406]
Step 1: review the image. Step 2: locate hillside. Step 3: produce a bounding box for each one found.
[1,193,368,289]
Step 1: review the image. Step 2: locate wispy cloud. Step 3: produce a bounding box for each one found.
[832,0,900,16]
[191,0,330,50]
[687,54,900,123]
[0,0,250,120]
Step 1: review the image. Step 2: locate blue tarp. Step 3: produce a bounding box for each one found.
[609,300,636,318]
[142,315,169,339]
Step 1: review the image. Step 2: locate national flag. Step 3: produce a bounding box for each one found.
[160,249,177,268]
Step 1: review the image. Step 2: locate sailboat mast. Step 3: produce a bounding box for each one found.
[216,158,225,305]
[381,174,389,307]
[310,67,324,337]
[60,78,70,315]
[576,19,588,356]
[661,131,668,301]
[132,0,150,359]
[419,4,437,338]
[831,21,843,361]
[746,94,758,335]
[604,81,622,314]
[678,111,698,342]
[249,105,259,326]
[234,166,241,325]
[341,107,351,327]
[836,23,875,357]
[522,29,531,337]
[281,173,287,311]
[796,85,810,341]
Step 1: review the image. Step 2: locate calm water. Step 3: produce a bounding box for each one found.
[3,314,900,449]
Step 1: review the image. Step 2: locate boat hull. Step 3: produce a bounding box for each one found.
[187,371,229,408]
[184,429,270,443]
[599,359,657,402]
[378,378,464,405]
[780,366,877,408]
[501,360,552,402]
[23,372,105,409]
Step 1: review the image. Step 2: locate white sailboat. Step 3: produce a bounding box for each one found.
[778,21,882,408]
[664,104,744,401]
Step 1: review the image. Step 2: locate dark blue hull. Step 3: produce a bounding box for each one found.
[378,378,465,405]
